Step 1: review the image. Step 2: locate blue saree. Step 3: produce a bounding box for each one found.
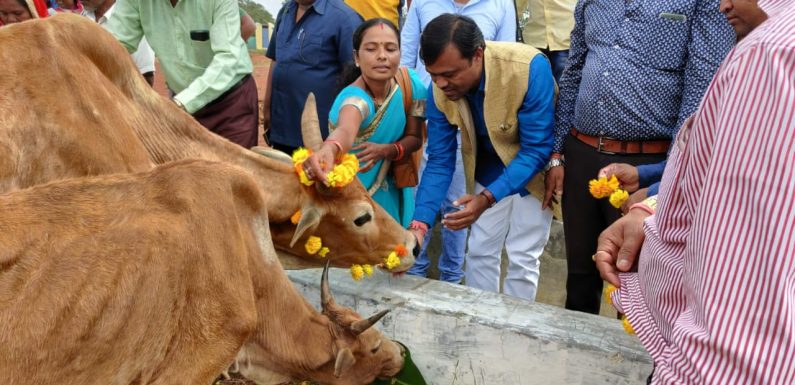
[328,68,427,228]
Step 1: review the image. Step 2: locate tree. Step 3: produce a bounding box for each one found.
[239,0,275,25]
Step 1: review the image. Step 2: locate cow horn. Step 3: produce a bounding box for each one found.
[290,206,322,248]
[301,93,323,151]
[250,146,293,165]
[349,309,390,335]
[321,260,333,311]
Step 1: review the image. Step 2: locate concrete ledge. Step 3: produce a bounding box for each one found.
[288,269,652,385]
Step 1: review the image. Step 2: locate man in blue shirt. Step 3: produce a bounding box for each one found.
[263,0,362,154]
[401,0,516,284]
[545,0,735,314]
[410,15,555,301]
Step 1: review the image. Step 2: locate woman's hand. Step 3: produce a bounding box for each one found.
[303,145,336,185]
[353,142,396,173]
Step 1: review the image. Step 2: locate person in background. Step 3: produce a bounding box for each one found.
[595,0,770,213]
[0,0,48,25]
[595,1,791,383]
[345,0,401,27]
[82,0,155,87]
[547,0,736,315]
[108,0,259,149]
[240,8,255,42]
[401,0,516,284]
[263,0,362,154]
[411,15,555,302]
[514,0,576,82]
[54,0,82,13]
[302,18,426,227]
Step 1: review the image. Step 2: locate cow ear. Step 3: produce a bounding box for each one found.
[301,93,323,151]
[334,348,356,378]
[289,206,322,247]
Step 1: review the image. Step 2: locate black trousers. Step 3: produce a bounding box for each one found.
[562,133,666,314]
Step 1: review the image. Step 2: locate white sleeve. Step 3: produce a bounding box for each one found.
[131,36,155,74]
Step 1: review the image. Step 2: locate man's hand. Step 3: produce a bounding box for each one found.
[353,142,395,173]
[262,105,271,133]
[442,194,490,230]
[594,208,650,287]
[543,166,564,209]
[621,188,648,214]
[598,163,640,193]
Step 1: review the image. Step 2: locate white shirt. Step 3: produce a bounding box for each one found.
[83,5,155,74]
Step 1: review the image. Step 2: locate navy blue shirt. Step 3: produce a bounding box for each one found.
[414,55,555,226]
[266,0,362,148]
[553,0,735,153]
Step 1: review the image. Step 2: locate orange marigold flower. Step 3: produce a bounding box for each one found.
[305,236,322,255]
[394,245,408,257]
[290,210,302,225]
[589,175,620,199]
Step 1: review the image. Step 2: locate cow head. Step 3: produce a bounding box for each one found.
[234,263,404,385]
[264,94,417,273]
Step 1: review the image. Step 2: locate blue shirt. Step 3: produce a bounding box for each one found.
[553,0,735,153]
[414,55,555,226]
[266,0,362,148]
[637,160,666,195]
[400,0,517,87]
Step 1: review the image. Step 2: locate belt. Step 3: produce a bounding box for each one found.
[570,128,670,155]
[218,74,251,100]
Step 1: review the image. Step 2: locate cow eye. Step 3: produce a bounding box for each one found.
[370,340,382,353]
[354,213,372,227]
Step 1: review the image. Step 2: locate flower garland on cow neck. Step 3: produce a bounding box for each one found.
[588,175,629,209]
[291,148,359,188]
[292,210,407,281]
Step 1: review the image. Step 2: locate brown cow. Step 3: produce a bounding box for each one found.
[0,14,416,272]
[0,160,404,385]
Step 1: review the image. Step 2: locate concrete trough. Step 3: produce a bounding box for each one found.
[287,269,653,385]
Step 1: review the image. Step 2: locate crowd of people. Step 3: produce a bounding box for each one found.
[1,0,794,383]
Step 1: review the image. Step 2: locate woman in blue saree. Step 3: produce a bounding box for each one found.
[303,18,426,228]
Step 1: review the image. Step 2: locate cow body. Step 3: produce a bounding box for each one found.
[0,160,403,385]
[0,14,415,271]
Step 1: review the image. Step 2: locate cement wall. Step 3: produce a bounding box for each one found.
[288,269,652,385]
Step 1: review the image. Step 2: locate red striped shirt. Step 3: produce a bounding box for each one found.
[612,3,795,383]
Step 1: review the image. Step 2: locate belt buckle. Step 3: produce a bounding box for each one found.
[597,136,617,155]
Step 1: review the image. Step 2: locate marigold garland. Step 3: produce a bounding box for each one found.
[305,236,322,255]
[394,245,408,258]
[291,147,359,188]
[362,264,374,277]
[384,251,401,270]
[603,284,617,306]
[621,316,635,334]
[350,265,364,281]
[318,247,330,258]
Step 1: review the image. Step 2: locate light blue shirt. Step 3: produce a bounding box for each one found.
[400,0,517,86]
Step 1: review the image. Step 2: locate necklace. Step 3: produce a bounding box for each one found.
[363,79,392,109]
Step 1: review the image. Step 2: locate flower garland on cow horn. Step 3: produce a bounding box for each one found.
[292,147,359,188]
[295,209,407,281]
[588,175,629,209]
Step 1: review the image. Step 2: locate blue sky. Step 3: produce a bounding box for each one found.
[252,0,283,18]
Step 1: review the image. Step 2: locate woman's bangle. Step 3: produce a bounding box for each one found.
[409,220,429,240]
[393,142,405,161]
[324,139,344,159]
[629,196,658,215]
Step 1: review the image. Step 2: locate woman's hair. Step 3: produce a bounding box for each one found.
[339,18,400,88]
[420,14,485,66]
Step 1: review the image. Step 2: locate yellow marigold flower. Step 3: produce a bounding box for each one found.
[318,247,330,258]
[362,264,373,276]
[603,284,617,306]
[609,189,629,209]
[290,210,302,225]
[621,315,635,335]
[298,169,315,186]
[292,147,311,165]
[384,251,401,270]
[589,175,620,199]
[350,264,364,281]
[305,236,322,255]
[340,153,360,172]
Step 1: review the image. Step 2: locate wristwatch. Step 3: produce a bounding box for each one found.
[544,157,565,172]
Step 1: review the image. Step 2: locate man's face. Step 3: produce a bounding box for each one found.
[719,0,768,39]
[0,0,32,24]
[81,0,107,11]
[425,43,483,101]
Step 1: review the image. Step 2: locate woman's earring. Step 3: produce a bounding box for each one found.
[355,62,360,68]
